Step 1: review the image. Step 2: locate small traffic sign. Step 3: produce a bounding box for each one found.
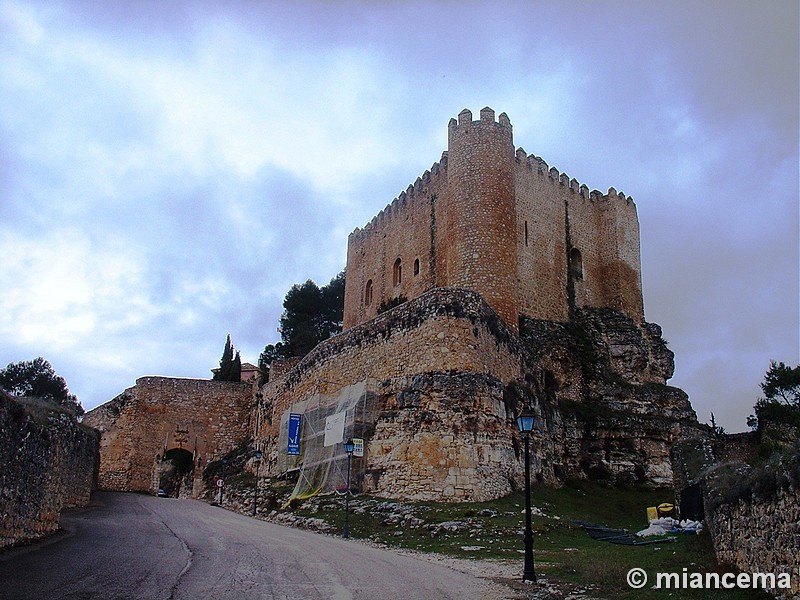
[215,477,225,489]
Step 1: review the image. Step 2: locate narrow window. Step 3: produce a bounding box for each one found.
[413,258,420,276]
[570,248,583,280]
[365,279,373,306]
[393,258,402,286]
[524,221,529,246]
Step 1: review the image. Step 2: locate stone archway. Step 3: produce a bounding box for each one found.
[84,376,255,497]
[157,448,195,498]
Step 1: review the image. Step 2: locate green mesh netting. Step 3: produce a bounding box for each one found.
[277,380,377,503]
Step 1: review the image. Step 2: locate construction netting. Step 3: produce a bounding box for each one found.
[276,379,380,502]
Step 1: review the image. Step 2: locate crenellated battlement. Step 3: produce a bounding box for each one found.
[343,107,644,331]
[448,107,512,147]
[514,147,633,205]
[348,152,449,241]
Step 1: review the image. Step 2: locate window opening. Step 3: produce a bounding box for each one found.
[570,248,583,280]
[413,258,420,276]
[365,279,373,306]
[393,258,402,286]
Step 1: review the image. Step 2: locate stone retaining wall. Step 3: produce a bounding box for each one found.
[0,392,98,549]
[706,486,800,598]
[257,288,696,501]
[259,288,526,442]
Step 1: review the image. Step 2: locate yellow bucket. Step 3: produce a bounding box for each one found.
[657,502,674,517]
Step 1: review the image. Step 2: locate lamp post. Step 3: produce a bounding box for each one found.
[516,410,537,583]
[343,437,355,539]
[252,450,262,516]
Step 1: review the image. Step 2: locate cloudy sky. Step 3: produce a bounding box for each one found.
[1,1,797,431]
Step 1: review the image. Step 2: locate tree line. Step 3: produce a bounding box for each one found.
[0,357,83,415]
[258,270,345,380]
[211,270,345,383]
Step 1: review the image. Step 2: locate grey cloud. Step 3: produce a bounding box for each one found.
[1,1,796,430]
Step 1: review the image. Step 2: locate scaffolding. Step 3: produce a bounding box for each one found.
[276,379,380,501]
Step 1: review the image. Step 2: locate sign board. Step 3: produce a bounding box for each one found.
[287,413,302,455]
[215,477,225,489]
[324,411,346,447]
[352,438,364,457]
[254,450,262,459]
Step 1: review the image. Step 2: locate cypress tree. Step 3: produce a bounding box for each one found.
[213,335,241,382]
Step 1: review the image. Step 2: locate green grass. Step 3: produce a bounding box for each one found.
[244,480,774,599]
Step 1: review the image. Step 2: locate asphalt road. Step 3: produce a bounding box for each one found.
[0,492,508,600]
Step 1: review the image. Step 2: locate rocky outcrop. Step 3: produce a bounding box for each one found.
[363,330,695,501]
[258,289,698,502]
[0,391,99,549]
[518,308,696,488]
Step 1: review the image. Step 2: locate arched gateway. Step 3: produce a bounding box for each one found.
[84,376,254,497]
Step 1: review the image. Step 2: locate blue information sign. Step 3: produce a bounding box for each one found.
[287,413,302,455]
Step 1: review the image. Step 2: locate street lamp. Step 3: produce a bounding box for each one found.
[516,409,537,583]
[342,437,355,539]
[252,450,262,516]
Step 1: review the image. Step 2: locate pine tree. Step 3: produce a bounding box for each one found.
[747,360,800,430]
[275,270,346,359]
[0,357,83,415]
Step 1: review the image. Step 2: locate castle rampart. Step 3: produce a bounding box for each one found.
[343,107,645,333]
[257,286,692,501]
[262,288,526,441]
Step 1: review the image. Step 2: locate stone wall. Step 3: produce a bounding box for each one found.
[514,150,642,323]
[706,486,799,598]
[343,107,644,333]
[714,431,759,465]
[697,437,800,598]
[258,287,696,502]
[0,392,98,549]
[442,108,519,329]
[259,288,526,442]
[84,377,254,496]
[343,154,446,328]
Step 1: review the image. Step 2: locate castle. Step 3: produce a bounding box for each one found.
[87,108,698,503]
[344,106,643,332]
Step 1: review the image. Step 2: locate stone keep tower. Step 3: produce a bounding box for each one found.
[342,107,644,332]
[439,108,520,330]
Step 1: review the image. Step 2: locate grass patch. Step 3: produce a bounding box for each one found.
[277,480,773,599]
[14,395,78,424]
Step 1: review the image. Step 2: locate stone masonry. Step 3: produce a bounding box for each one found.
[343,107,643,333]
[257,288,696,501]
[706,486,800,599]
[1,391,98,549]
[84,377,254,497]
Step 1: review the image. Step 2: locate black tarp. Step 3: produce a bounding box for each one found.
[578,522,674,546]
[679,483,704,521]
